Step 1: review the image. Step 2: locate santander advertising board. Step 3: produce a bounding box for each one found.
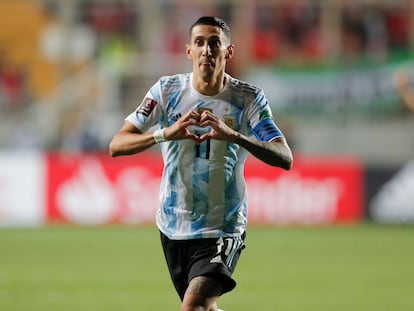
[46,153,363,226]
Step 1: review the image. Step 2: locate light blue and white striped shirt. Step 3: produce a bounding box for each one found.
[126,73,284,240]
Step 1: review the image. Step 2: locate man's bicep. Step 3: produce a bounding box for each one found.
[119,120,142,134]
[269,136,290,150]
[269,135,286,143]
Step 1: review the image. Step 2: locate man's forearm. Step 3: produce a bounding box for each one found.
[235,134,293,170]
[109,132,156,157]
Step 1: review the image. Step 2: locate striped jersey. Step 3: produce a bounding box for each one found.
[126,72,284,240]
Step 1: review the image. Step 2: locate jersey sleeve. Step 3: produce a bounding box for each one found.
[247,89,284,142]
[125,80,164,132]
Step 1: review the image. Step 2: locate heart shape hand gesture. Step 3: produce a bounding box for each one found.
[163,109,238,144]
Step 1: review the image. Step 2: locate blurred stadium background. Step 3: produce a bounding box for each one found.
[1,0,414,159]
[1,0,414,309]
[1,0,413,226]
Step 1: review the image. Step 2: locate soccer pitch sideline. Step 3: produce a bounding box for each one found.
[0,224,413,311]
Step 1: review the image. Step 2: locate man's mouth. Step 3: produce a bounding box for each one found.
[200,59,214,67]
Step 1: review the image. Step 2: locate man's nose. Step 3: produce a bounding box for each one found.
[202,43,212,56]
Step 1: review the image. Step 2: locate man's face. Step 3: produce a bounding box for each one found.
[186,24,233,79]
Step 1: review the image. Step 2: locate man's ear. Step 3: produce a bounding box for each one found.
[186,44,192,59]
[225,44,235,60]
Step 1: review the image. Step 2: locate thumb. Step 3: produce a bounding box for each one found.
[199,132,212,141]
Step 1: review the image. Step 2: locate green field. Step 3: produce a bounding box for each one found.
[1,225,413,311]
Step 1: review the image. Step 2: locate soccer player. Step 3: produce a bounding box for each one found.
[109,16,293,311]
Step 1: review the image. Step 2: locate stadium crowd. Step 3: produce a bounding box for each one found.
[0,0,413,153]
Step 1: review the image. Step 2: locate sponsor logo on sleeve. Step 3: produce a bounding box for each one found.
[137,98,157,117]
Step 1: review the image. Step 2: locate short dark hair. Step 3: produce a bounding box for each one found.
[189,16,231,41]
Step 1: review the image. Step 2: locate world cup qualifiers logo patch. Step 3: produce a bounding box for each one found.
[137,98,157,117]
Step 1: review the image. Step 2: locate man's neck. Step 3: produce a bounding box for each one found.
[192,72,226,96]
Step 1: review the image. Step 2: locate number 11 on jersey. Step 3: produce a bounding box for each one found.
[195,135,211,160]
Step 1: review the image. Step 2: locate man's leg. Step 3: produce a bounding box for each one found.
[180,276,223,311]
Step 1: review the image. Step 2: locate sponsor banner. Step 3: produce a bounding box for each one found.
[245,155,363,225]
[46,153,363,226]
[368,161,414,224]
[0,152,46,227]
[47,152,161,225]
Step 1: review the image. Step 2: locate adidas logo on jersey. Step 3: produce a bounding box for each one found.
[210,255,223,264]
[172,113,182,121]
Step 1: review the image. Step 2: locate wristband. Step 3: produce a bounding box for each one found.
[153,128,166,143]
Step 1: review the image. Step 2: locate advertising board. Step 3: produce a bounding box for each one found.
[47,153,363,226]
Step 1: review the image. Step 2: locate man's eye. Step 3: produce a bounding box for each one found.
[210,40,220,47]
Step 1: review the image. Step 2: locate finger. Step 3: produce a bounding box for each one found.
[199,119,217,129]
[200,110,213,121]
[182,119,198,127]
[188,109,201,120]
[199,132,212,141]
[187,134,203,144]
[184,128,201,140]
[179,110,199,123]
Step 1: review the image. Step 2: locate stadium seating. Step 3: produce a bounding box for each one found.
[0,0,57,96]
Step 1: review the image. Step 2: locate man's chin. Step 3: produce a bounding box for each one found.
[200,64,214,71]
[197,67,214,77]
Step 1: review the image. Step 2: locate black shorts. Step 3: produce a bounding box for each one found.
[160,232,246,300]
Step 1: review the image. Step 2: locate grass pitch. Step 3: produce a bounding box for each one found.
[0,224,413,311]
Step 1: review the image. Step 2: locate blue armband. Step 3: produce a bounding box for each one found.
[252,118,283,142]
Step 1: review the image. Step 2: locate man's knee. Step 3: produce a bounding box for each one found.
[181,276,222,311]
[185,275,223,297]
[180,302,218,311]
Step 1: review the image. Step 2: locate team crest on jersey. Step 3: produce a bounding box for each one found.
[224,115,236,129]
[137,98,157,117]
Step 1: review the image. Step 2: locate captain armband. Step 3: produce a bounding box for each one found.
[252,119,283,141]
